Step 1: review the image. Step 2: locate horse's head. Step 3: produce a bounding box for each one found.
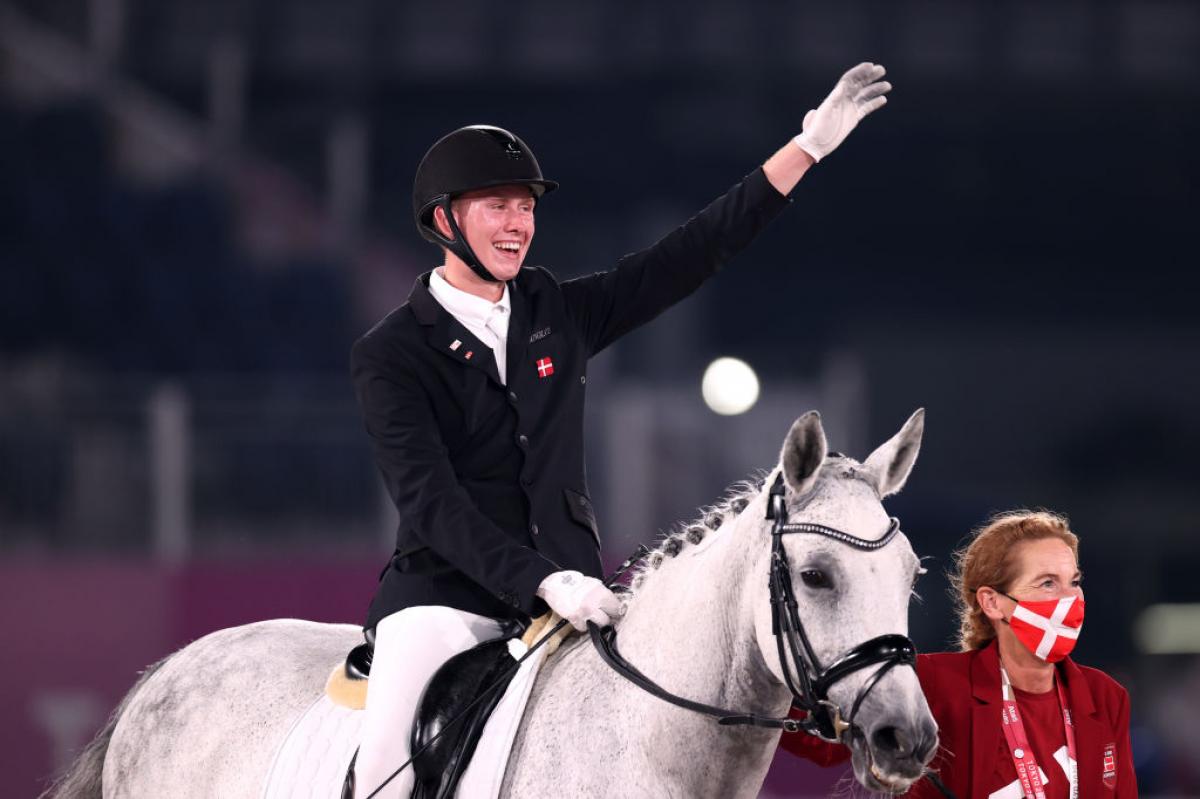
[748,409,937,793]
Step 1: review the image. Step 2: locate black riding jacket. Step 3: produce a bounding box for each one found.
[352,167,789,630]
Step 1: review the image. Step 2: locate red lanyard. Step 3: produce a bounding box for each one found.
[999,666,1078,799]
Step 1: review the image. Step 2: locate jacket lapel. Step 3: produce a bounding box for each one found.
[409,273,502,386]
[505,273,531,385]
[968,641,1103,797]
[1061,656,1104,796]
[970,643,1004,797]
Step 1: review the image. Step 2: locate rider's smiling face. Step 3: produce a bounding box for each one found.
[436,185,536,282]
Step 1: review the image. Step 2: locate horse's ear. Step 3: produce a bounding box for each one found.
[780,411,828,496]
[862,408,925,498]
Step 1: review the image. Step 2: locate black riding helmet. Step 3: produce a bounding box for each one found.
[413,125,558,283]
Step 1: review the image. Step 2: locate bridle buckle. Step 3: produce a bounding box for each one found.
[813,699,852,742]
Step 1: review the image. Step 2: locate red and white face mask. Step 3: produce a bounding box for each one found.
[1003,594,1085,663]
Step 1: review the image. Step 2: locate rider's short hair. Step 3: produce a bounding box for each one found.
[950,510,1080,651]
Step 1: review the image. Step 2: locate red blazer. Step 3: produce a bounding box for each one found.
[780,641,1138,797]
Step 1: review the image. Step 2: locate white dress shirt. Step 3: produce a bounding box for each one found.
[428,267,511,384]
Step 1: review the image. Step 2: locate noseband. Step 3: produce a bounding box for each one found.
[589,472,917,744]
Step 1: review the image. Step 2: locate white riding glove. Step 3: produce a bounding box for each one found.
[793,62,892,162]
[536,570,623,632]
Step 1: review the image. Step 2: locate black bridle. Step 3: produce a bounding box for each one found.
[763,472,916,741]
[590,472,918,744]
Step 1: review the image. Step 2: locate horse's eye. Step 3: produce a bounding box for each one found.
[800,569,831,589]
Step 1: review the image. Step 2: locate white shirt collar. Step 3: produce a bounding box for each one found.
[428,267,510,328]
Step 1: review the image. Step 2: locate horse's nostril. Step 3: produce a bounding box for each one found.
[871,725,908,755]
[872,720,938,765]
[914,722,939,763]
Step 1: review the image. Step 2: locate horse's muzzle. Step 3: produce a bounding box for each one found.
[858,711,939,790]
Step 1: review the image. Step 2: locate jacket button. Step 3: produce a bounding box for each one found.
[580,376,586,385]
[531,523,539,536]
[521,476,532,487]
[518,434,529,447]
[508,391,518,402]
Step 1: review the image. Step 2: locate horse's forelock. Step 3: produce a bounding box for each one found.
[814,456,882,497]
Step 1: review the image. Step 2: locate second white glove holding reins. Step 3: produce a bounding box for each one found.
[536,570,623,631]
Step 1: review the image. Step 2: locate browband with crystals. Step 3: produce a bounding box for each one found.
[777,517,901,551]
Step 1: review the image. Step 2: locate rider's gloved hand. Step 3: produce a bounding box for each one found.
[536,570,623,631]
[793,62,891,162]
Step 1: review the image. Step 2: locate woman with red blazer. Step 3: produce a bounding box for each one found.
[781,510,1138,797]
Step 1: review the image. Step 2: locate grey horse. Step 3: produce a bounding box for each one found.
[48,409,937,798]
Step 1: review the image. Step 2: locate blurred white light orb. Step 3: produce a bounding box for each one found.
[701,357,760,416]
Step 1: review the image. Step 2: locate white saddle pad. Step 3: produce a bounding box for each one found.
[262,639,547,799]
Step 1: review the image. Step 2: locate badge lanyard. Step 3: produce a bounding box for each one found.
[999,666,1078,799]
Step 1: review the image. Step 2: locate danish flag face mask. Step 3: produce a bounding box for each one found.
[1003,594,1085,663]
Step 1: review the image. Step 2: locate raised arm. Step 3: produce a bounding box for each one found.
[561,62,892,356]
[764,62,892,195]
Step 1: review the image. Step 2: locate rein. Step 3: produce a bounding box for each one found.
[588,623,806,731]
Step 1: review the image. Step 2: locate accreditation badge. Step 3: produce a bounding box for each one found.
[1102,742,1117,789]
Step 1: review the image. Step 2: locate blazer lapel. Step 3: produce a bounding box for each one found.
[970,643,1004,797]
[968,643,1103,797]
[409,273,503,386]
[505,273,531,385]
[1061,657,1104,797]
[429,316,502,385]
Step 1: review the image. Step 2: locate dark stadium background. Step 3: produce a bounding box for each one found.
[1,0,1197,795]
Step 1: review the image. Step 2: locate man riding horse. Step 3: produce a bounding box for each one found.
[349,63,893,797]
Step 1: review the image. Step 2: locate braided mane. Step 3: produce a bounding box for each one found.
[628,469,771,592]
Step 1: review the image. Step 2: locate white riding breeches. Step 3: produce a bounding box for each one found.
[353,606,504,799]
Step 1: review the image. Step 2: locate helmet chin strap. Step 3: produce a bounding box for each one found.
[430,196,500,283]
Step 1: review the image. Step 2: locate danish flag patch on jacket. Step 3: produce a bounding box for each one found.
[536,357,554,378]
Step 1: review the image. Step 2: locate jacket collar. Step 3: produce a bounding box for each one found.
[409,272,500,384]
[505,273,531,381]
[409,270,524,324]
[1060,650,1105,796]
[969,640,1004,789]
[407,270,532,387]
[969,639,1104,796]
[407,271,444,326]
[428,266,511,329]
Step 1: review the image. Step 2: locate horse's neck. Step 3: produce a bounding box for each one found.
[616,522,787,718]
[506,521,791,797]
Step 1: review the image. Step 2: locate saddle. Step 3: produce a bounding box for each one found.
[338,619,533,799]
[409,630,521,798]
